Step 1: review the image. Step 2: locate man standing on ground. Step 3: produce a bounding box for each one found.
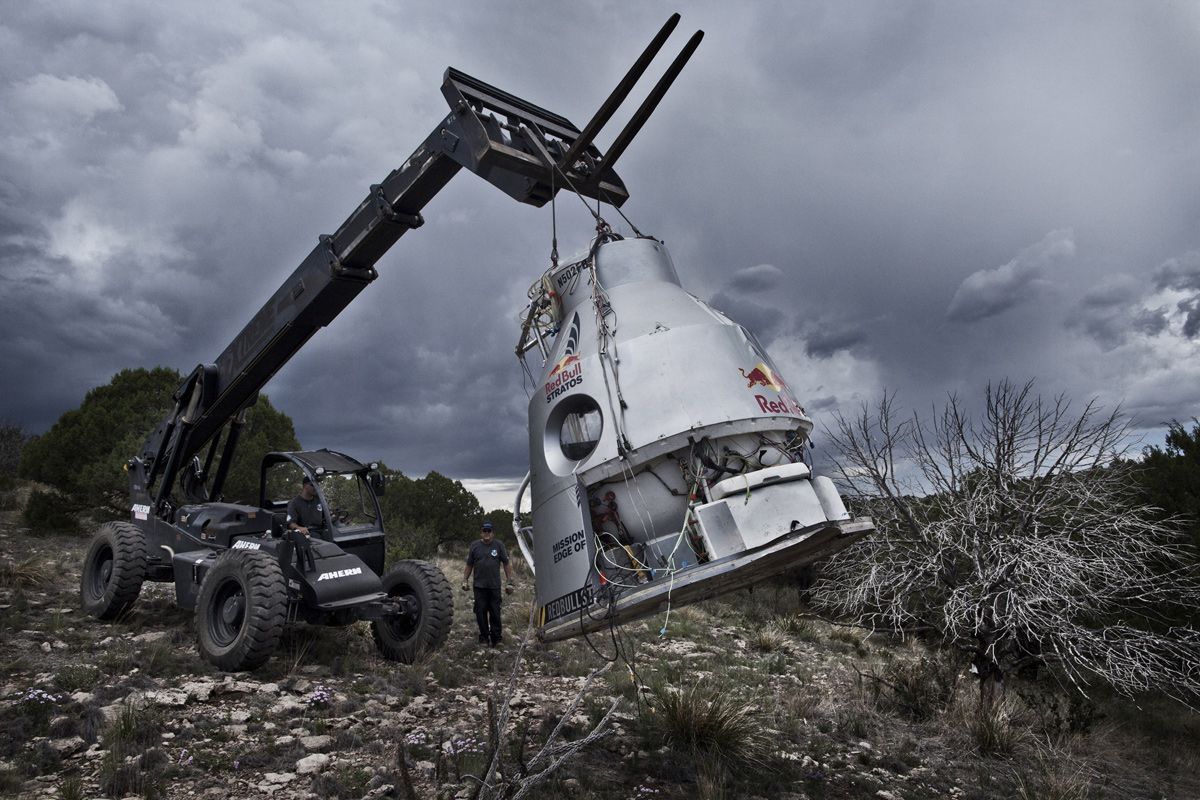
[462,521,514,647]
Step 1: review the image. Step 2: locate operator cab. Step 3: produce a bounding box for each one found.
[259,449,388,576]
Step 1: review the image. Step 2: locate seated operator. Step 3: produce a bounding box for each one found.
[286,475,326,538]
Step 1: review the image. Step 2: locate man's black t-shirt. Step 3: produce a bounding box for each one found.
[286,494,325,531]
[466,539,508,589]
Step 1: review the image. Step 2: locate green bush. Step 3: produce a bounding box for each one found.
[22,490,76,533]
[53,664,101,693]
[378,470,483,547]
[0,421,27,477]
[18,367,299,516]
[386,520,440,562]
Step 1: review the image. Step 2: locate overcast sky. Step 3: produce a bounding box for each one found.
[3,1,1199,510]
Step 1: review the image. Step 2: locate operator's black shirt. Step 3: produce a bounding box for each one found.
[286,494,325,531]
[466,538,508,589]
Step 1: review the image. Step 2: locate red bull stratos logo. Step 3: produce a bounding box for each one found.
[741,361,805,415]
[545,315,584,403]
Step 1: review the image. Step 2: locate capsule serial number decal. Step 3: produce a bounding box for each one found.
[541,584,595,624]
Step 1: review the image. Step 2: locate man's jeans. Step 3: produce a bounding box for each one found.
[473,586,502,643]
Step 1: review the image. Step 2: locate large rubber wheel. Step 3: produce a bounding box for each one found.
[80,521,147,620]
[372,559,453,663]
[194,550,286,671]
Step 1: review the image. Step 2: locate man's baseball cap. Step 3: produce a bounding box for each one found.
[481,521,493,531]
[302,476,313,485]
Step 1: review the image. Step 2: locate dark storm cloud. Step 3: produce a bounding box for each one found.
[708,263,790,343]
[3,0,1200,493]
[707,291,787,344]
[945,230,1073,323]
[727,264,785,293]
[1066,274,1147,351]
[1068,253,1200,350]
[1155,252,1200,292]
[1153,252,1200,339]
[802,324,868,359]
[1131,308,1170,338]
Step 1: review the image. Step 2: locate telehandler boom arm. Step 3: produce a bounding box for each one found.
[129,16,702,518]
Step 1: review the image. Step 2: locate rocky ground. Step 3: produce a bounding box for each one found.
[1,483,1198,800]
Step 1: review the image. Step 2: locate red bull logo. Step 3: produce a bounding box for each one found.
[547,353,580,380]
[545,355,584,403]
[739,362,783,391]
[741,361,806,416]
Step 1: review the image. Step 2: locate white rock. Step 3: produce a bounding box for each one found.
[300,735,333,752]
[220,679,257,695]
[273,735,296,747]
[181,681,215,702]
[49,737,84,755]
[295,753,330,775]
[270,697,307,715]
[40,642,52,653]
[131,631,169,644]
[145,689,189,707]
[263,772,296,784]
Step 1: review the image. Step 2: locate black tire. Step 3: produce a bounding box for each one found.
[194,550,286,671]
[372,559,453,663]
[80,521,147,620]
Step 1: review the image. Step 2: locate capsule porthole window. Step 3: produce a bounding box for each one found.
[559,400,603,461]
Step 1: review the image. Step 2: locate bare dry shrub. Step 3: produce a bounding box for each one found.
[0,556,54,588]
[748,624,788,653]
[646,682,772,773]
[818,381,1200,706]
[1014,737,1095,800]
[963,695,1030,756]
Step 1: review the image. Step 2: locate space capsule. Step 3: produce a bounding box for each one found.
[514,232,873,640]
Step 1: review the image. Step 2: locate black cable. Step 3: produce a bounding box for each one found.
[600,189,645,238]
[550,164,559,268]
[697,449,739,477]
